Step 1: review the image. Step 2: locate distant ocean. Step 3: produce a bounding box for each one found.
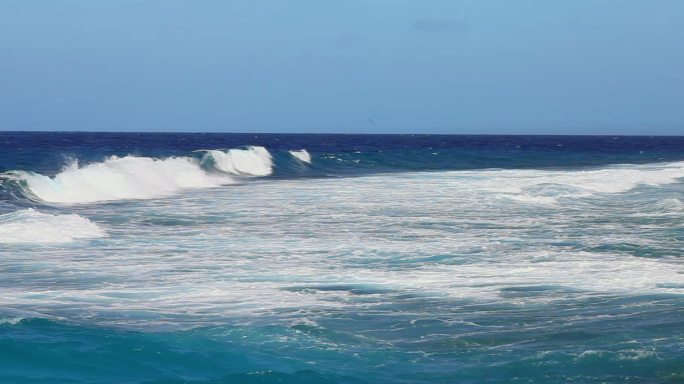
[1,132,684,383]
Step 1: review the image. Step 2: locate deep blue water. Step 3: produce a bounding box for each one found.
[1,132,684,383]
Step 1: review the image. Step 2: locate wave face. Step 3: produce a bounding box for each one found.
[0,208,105,243]
[4,156,231,204]
[202,146,273,176]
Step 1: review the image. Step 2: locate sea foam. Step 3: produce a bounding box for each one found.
[451,161,684,204]
[0,208,106,243]
[0,317,24,325]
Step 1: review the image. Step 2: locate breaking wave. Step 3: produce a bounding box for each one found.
[200,146,273,176]
[0,146,281,204]
[289,149,312,164]
[0,208,106,243]
[2,156,232,204]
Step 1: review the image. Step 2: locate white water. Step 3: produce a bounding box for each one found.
[7,155,232,204]
[289,149,312,164]
[446,161,684,204]
[0,317,24,325]
[1,161,684,328]
[0,209,106,243]
[204,146,273,176]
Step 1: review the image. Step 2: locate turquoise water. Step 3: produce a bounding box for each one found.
[1,133,684,383]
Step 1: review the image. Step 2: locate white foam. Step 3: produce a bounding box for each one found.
[7,155,231,204]
[3,160,684,329]
[0,317,24,325]
[545,162,684,194]
[441,161,684,203]
[576,349,659,361]
[204,146,273,176]
[0,208,106,243]
[289,149,312,164]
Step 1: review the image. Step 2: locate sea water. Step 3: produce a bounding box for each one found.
[1,132,683,383]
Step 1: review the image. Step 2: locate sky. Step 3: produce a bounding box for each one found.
[0,0,683,134]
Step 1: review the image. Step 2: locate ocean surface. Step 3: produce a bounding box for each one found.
[1,132,684,383]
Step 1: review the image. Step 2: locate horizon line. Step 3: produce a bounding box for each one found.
[1,130,684,138]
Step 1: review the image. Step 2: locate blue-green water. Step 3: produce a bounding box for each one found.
[1,133,684,383]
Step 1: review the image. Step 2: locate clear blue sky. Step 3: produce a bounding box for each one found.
[1,0,683,134]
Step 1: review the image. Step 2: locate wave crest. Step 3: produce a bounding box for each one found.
[0,209,106,243]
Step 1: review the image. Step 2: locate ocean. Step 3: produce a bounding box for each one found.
[1,132,684,383]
